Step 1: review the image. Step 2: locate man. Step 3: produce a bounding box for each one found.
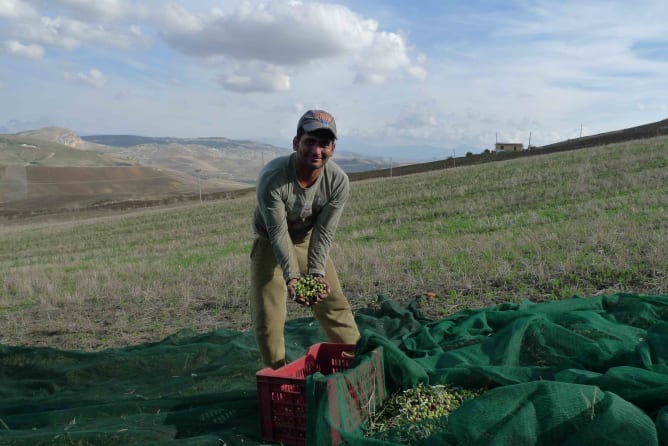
[250,109,361,369]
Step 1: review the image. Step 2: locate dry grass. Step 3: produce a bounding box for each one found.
[1,136,667,350]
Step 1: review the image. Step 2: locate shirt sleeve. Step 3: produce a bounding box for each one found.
[256,172,300,283]
[307,172,349,276]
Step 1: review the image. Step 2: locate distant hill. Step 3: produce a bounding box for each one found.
[1,130,119,167]
[16,126,88,149]
[348,116,668,182]
[0,129,246,211]
[0,127,392,212]
[80,133,393,174]
[82,134,279,150]
[81,133,290,187]
[535,117,668,152]
[4,117,666,214]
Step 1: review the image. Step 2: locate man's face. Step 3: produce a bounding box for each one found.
[293,130,336,171]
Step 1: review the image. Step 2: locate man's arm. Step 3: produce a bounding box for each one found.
[256,178,300,283]
[307,173,349,276]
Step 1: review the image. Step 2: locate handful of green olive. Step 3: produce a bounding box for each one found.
[293,275,327,305]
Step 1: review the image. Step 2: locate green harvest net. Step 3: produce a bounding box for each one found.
[1,293,668,445]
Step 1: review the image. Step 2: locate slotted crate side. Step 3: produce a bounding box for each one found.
[307,346,386,446]
[306,342,355,375]
[256,343,356,445]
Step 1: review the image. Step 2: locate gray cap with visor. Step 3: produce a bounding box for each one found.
[297,110,337,139]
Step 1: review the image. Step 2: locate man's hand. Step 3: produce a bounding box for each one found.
[287,275,330,307]
[313,275,331,302]
[287,278,301,304]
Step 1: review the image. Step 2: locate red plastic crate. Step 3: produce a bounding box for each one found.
[256,343,356,445]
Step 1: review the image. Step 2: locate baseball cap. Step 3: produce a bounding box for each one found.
[297,109,337,139]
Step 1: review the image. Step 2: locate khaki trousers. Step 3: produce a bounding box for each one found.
[250,236,360,368]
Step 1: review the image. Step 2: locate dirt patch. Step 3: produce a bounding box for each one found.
[0,165,27,203]
[1,166,194,211]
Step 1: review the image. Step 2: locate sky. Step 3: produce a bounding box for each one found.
[1,0,667,161]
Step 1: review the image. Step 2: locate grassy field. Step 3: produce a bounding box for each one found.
[1,136,667,350]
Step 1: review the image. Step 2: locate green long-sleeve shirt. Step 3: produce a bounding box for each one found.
[252,153,349,283]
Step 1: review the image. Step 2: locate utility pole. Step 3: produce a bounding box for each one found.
[580,124,583,138]
[452,149,456,167]
[528,131,532,149]
[195,169,202,202]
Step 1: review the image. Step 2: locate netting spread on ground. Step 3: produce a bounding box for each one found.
[1,293,668,445]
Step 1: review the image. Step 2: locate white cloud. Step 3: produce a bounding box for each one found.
[64,68,107,88]
[159,2,375,64]
[17,15,145,49]
[481,2,668,90]
[1,0,147,56]
[46,0,137,21]
[156,1,424,92]
[4,39,44,59]
[3,1,425,93]
[636,102,668,113]
[156,3,202,34]
[353,31,426,84]
[4,1,666,160]
[380,106,451,145]
[387,108,439,130]
[216,63,290,93]
[27,16,82,49]
[0,0,36,18]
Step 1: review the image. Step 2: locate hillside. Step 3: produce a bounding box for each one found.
[0,129,276,211]
[1,132,666,350]
[16,126,89,149]
[0,131,118,166]
[81,133,289,185]
[80,133,392,179]
[349,116,668,181]
[0,130,250,211]
[0,127,393,213]
[2,117,667,214]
